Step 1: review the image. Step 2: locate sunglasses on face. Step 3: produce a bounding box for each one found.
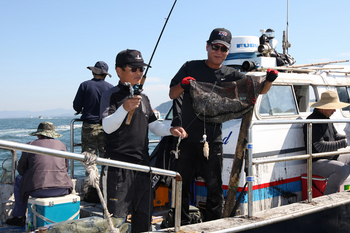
[125,66,145,72]
[211,44,229,53]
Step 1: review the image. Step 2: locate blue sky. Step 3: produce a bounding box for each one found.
[1,0,350,112]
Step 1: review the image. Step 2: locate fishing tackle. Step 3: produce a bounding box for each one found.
[170,136,181,159]
[124,82,134,97]
[125,0,177,125]
[202,134,209,160]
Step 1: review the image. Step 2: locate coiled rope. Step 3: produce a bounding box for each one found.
[81,152,120,233]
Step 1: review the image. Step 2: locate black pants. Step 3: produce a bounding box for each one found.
[105,166,152,233]
[176,141,223,224]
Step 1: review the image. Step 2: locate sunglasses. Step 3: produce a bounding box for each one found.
[125,66,145,72]
[211,44,229,53]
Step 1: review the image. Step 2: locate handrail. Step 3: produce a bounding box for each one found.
[247,118,350,218]
[70,118,82,178]
[69,119,160,178]
[11,150,16,183]
[0,139,183,232]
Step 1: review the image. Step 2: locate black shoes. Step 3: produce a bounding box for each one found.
[5,216,25,226]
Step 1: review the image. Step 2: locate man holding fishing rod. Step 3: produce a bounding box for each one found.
[100,49,187,233]
[169,28,277,225]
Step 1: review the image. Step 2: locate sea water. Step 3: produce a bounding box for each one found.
[0,116,160,178]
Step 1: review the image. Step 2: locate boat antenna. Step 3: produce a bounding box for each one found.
[125,0,177,125]
[282,0,291,54]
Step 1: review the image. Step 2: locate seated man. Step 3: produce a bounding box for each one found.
[303,90,350,195]
[6,122,73,226]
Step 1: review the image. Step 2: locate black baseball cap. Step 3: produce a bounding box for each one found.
[207,28,232,48]
[115,49,151,68]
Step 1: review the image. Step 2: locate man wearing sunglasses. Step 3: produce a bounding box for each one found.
[169,28,275,225]
[99,49,187,233]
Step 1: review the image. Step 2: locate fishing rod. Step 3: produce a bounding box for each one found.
[126,0,177,125]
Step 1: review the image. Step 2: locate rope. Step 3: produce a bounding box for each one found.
[81,152,119,233]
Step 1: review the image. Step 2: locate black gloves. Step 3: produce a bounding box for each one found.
[181,76,196,90]
[266,69,278,82]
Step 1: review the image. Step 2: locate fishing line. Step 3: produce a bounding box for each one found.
[143,1,178,231]
[183,68,223,136]
[139,0,177,87]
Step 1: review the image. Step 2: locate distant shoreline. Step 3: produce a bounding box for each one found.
[0,101,172,119]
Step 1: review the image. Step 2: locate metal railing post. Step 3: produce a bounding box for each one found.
[70,118,83,178]
[11,150,17,183]
[70,119,77,178]
[247,124,254,218]
[174,174,182,232]
[307,123,313,202]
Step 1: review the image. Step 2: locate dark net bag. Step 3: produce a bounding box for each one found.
[189,75,266,123]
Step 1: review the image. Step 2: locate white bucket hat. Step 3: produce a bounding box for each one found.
[310,90,350,109]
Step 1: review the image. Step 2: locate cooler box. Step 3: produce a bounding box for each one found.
[301,173,327,200]
[28,194,80,228]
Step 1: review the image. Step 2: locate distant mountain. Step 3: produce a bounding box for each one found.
[0,101,173,119]
[0,108,76,119]
[154,101,172,114]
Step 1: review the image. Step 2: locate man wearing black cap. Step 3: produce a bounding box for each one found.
[169,28,276,224]
[100,49,187,233]
[73,61,113,159]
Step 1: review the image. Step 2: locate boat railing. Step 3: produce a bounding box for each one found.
[69,119,161,178]
[70,118,82,178]
[0,139,183,232]
[247,118,350,218]
[0,149,17,183]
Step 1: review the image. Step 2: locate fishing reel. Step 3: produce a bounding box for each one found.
[124,82,143,97]
[132,84,143,96]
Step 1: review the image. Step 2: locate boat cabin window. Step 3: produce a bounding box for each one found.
[293,85,316,112]
[164,107,173,120]
[336,87,350,113]
[259,85,298,116]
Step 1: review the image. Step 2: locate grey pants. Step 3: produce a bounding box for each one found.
[312,154,350,195]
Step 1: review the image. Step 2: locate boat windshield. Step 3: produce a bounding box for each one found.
[259,85,298,116]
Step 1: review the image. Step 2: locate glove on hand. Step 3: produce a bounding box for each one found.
[181,76,196,91]
[266,69,278,82]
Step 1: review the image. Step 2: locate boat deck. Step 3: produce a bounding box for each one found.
[0,201,170,232]
[155,191,350,233]
[2,191,350,232]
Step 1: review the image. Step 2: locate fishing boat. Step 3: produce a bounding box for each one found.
[149,27,350,232]
[1,24,350,233]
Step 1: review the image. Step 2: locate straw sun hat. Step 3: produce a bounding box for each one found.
[310,90,350,109]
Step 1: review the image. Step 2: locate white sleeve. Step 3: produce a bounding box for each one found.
[102,105,129,134]
[148,120,172,136]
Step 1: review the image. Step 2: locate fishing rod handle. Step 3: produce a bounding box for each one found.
[125,109,135,125]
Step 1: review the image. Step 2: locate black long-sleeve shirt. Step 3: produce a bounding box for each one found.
[303,108,347,161]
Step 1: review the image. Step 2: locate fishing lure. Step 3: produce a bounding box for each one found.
[170,136,182,159]
[202,134,209,160]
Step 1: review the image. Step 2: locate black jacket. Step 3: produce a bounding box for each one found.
[303,108,347,161]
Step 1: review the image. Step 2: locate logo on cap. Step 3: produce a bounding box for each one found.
[135,55,142,60]
[218,31,228,37]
